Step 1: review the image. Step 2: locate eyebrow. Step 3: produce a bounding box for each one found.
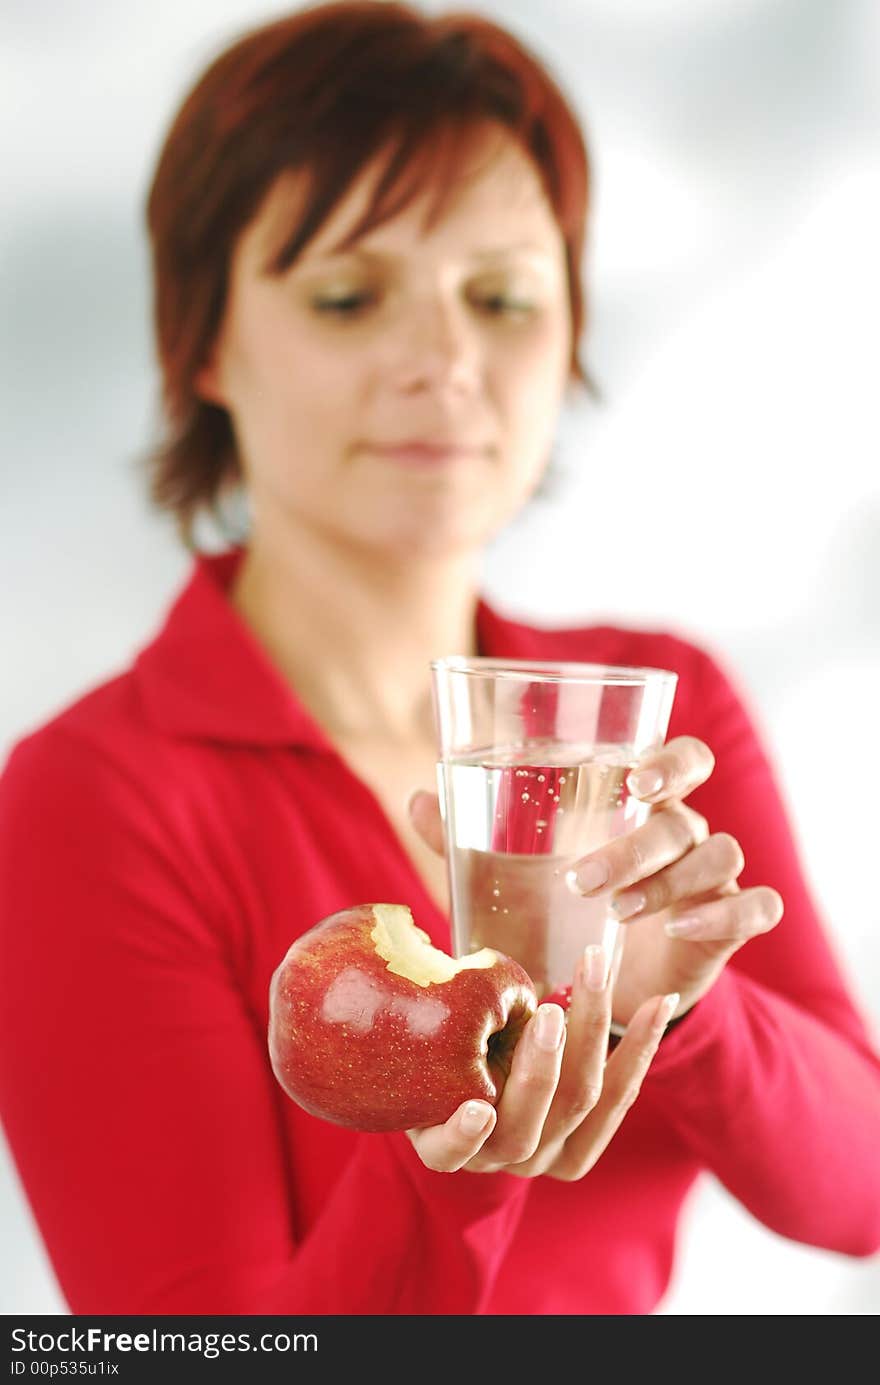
[307,242,558,267]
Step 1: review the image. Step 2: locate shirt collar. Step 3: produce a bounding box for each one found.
[133,547,546,748]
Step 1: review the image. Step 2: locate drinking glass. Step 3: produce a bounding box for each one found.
[430,657,678,1003]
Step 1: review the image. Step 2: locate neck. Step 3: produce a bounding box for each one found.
[230,518,483,746]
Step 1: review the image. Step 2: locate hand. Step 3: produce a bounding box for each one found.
[568,736,785,1025]
[404,951,679,1179]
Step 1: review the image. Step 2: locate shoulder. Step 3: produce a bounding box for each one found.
[480,597,734,693]
[0,657,202,852]
[478,598,762,750]
[3,660,153,768]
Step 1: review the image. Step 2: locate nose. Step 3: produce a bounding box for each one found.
[387,294,481,398]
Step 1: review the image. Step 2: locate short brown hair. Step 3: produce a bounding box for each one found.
[143,0,592,548]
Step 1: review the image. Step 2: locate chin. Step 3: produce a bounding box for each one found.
[372,500,515,560]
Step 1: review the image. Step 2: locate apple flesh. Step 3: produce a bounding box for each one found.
[268,903,538,1132]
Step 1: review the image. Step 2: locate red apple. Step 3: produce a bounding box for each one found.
[268,902,538,1132]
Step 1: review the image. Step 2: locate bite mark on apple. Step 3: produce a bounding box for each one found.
[370,903,497,986]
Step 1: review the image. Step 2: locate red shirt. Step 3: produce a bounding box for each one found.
[1,548,878,1315]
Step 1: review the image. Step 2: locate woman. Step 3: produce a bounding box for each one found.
[1,1,878,1316]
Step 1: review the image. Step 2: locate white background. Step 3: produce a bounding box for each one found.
[1,0,878,1314]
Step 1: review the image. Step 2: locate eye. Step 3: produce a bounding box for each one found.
[311,290,378,318]
[470,291,535,318]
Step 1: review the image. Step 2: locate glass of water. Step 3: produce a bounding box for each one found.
[430,657,678,1005]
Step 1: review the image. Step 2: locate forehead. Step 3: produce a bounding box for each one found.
[247,128,563,269]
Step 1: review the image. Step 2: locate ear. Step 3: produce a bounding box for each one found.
[193,355,227,407]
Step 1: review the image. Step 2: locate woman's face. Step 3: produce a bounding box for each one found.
[197,127,573,559]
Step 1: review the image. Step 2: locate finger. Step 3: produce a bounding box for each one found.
[465,1002,567,1172]
[663,886,784,942]
[568,798,704,900]
[661,799,710,844]
[406,1099,497,1173]
[549,992,678,1181]
[536,944,612,1147]
[610,829,745,922]
[625,735,716,804]
[406,789,446,856]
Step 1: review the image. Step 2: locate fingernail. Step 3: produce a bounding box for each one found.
[405,788,425,815]
[567,859,609,896]
[655,992,680,1028]
[665,916,701,937]
[627,769,664,798]
[582,944,608,992]
[611,890,646,920]
[534,1004,566,1051]
[459,1101,492,1136]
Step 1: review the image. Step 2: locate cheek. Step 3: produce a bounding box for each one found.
[231,313,356,448]
[240,320,327,403]
[497,316,570,441]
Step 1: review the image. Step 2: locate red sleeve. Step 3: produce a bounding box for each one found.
[0,728,529,1315]
[642,638,880,1256]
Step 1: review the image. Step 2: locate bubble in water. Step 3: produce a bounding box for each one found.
[521,792,530,802]
[537,774,545,782]
[492,887,500,897]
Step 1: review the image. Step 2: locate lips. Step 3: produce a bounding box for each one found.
[364,440,489,465]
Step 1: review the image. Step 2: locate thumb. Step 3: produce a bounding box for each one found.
[406,789,446,857]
